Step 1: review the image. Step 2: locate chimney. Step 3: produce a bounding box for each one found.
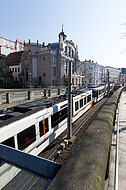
[29,39,30,45]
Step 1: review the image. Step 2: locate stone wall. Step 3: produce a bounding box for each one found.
[48,87,125,190]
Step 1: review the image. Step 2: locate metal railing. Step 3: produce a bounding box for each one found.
[0,86,82,106]
[115,102,120,190]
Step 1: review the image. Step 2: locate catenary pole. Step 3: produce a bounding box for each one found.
[67,61,72,139]
[107,69,110,98]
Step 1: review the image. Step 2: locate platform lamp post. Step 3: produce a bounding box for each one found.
[67,61,72,139]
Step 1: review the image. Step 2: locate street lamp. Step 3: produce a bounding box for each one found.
[29,73,32,88]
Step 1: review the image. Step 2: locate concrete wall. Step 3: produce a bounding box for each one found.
[48,87,124,190]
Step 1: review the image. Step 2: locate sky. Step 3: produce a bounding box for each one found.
[1,0,126,68]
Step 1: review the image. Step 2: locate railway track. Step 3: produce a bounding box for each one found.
[2,97,108,190]
[73,97,107,135]
[40,97,108,163]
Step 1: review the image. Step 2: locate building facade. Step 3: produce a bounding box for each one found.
[0,37,24,56]
[6,51,31,88]
[120,68,126,83]
[104,66,121,83]
[79,60,105,86]
[0,54,13,88]
[23,28,81,87]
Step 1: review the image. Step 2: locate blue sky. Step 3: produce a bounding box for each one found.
[1,0,126,68]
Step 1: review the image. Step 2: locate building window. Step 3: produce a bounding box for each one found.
[65,46,67,55]
[12,68,14,72]
[53,57,56,66]
[43,73,46,77]
[15,68,17,72]
[18,67,20,72]
[39,76,41,81]
[43,56,45,60]
[72,62,74,74]
[68,47,71,56]
[64,61,67,74]
[72,50,74,58]
[25,68,28,81]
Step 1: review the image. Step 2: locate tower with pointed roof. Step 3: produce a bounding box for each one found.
[58,24,67,43]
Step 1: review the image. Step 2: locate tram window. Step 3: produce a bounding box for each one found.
[2,136,15,148]
[51,107,68,128]
[99,89,104,95]
[75,101,79,111]
[87,95,91,103]
[84,97,86,105]
[99,90,102,95]
[17,125,36,150]
[92,90,98,97]
[80,99,83,108]
[51,112,59,128]
[39,118,49,137]
[59,107,67,122]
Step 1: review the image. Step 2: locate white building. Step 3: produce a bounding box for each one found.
[0,37,24,56]
[79,60,105,86]
[105,66,121,83]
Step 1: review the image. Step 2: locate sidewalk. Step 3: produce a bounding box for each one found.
[109,91,126,190]
[118,91,126,190]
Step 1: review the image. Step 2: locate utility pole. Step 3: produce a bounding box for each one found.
[67,61,72,139]
[107,69,110,98]
[29,73,32,88]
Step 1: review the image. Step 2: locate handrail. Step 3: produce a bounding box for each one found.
[0,86,82,106]
[114,102,120,190]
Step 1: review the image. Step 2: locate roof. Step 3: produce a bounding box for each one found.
[49,42,60,50]
[6,51,24,66]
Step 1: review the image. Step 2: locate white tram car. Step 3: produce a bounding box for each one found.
[88,85,106,103]
[0,89,92,188]
[0,89,92,155]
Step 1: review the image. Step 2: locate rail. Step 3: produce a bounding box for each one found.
[115,102,120,190]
